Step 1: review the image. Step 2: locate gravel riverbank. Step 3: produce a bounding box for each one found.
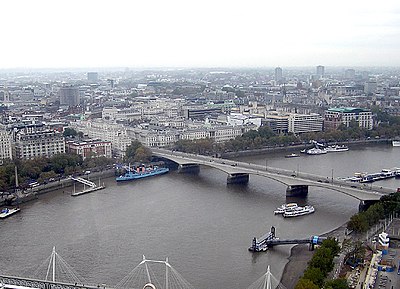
[280,223,349,287]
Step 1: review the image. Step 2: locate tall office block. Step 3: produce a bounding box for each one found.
[59,85,80,107]
[275,67,283,83]
[344,69,355,79]
[87,72,98,83]
[316,65,325,77]
[364,81,377,95]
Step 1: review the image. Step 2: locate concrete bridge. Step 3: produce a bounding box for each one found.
[152,148,393,207]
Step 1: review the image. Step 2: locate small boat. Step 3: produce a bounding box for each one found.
[116,165,169,182]
[274,203,298,214]
[0,207,21,219]
[392,140,400,147]
[283,205,315,218]
[325,145,349,152]
[300,149,306,154]
[306,148,327,155]
[285,153,300,158]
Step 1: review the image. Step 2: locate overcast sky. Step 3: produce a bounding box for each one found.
[1,0,400,68]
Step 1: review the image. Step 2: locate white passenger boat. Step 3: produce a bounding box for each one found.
[0,207,21,219]
[325,144,349,152]
[392,140,400,147]
[274,203,298,214]
[285,153,300,158]
[306,148,327,155]
[283,205,315,218]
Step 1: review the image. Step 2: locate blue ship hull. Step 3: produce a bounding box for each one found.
[116,167,169,182]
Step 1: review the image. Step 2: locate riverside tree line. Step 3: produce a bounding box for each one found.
[172,107,400,155]
[0,138,151,192]
[294,238,347,289]
[347,192,400,233]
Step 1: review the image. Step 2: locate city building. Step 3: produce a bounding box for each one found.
[211,125,254,143]
[275,67,283,83]
[324,107,373,130]
[102,107,142,122]
[288,113,323,134]
[264,114,289,134]
[132,129,179,147]
[227,113,262,129]
[14,130,65,160]
[66,139,112,160]
[180,125,254,143]
[87,72,98,83]
[344,69,355,79]
[70,120,131,157]
[59,85,80,107]
[316,65,325,77]
[183,107,222,120]
[364,81,377,95]
[0,124,12,162]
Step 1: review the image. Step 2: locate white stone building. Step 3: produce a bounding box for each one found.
[0,125,12,161]
[71,120,131,157]
[102,107,141,122]
[288,113,323,134]
[15,130,65,160]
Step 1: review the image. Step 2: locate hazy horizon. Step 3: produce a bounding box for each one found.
[1,0,400,69]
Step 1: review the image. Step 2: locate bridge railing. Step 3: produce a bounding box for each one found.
[0,275,100,289]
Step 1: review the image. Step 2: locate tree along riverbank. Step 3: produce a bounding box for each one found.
[280,223,348,288]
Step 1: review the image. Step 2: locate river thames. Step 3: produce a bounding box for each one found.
[1,143,400,289]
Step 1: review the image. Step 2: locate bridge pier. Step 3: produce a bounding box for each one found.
[178,164,200,174]
[359,200,379,212]
[286,185,308,197]
[227,173,249,184]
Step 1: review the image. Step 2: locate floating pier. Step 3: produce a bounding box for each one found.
[70,176,105,196]
[71,185,105,196]
[248,226,326,252]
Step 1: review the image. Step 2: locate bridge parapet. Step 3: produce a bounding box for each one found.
[0,275,99,289]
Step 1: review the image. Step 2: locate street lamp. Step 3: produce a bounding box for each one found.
[331,168,334,184]
[265,159,268,171]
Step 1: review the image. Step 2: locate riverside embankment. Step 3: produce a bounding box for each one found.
[0,169,115,206]
[222,138,389,158]
[280,223,349,288]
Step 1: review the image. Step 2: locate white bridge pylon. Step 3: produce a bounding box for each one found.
[246,266,287,289]
[30,246,86,285]
[116,255,195,289]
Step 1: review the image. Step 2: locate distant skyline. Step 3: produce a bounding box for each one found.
[1,0,400,69]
